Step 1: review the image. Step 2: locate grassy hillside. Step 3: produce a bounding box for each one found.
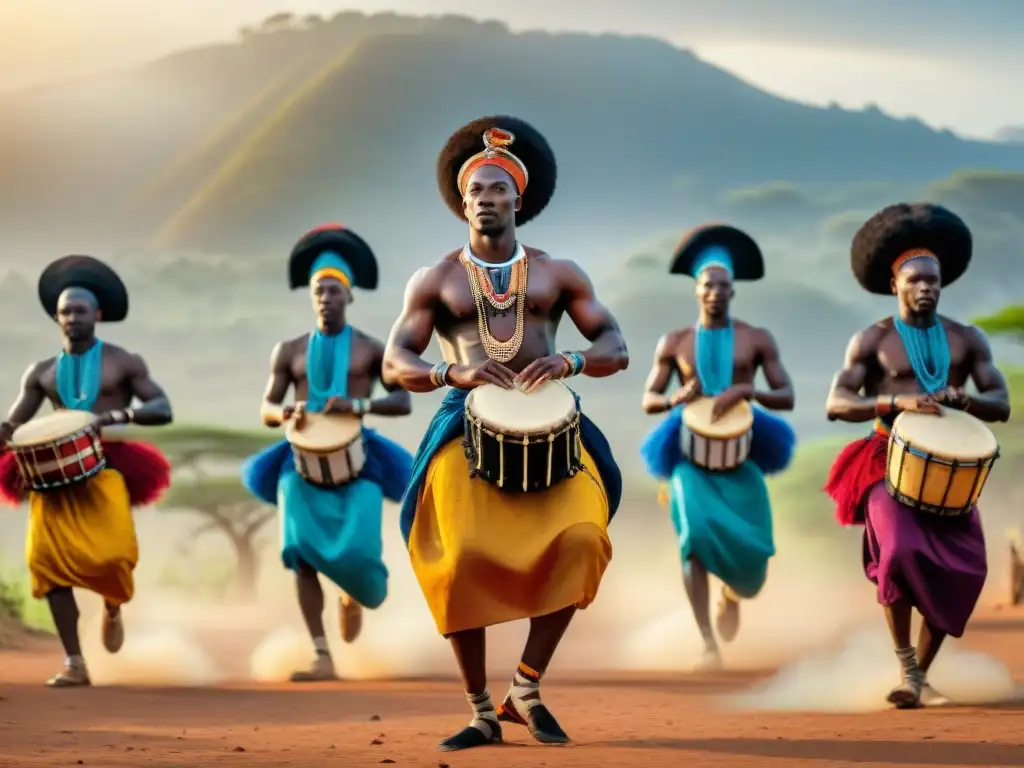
[3,12,1024,256]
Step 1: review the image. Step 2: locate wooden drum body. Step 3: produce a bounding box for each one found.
[10,410,106,492]
[463,381,582,493]
[886,407,999,516]
[681,397,754,471]
[286,412,365,488]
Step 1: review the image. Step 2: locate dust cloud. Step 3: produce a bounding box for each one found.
[724,625,1017,712]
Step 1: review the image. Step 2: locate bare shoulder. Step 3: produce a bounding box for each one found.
[351,327,385,355]
[25,356,56,381]
[940,314,984,340]
[847,319,890,358]
[103,343,149,373]
[404,251,462,297]
[735,320,778,348]
[270,333,309,366]
[656,327,691,356]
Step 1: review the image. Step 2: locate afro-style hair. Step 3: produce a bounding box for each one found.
[670,223,764,280]
[288,224,378,291]
[437,115,556,227]
[851,203,972,294]
[38,255,129,322]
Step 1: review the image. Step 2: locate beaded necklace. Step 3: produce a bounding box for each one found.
[460,244,528,363]
[892,315,949,393]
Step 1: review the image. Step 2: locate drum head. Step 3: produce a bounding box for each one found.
[893,407,998,460]
[683,396,754,438]
[286,412,362,451]
[11,409,96,446]
[467,380,577,434]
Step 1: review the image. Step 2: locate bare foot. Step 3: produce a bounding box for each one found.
[716,586,741,643]
[339,595,363,644]
[290,653,338,683]
[102,607,124,654]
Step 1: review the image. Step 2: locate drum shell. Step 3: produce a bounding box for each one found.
[680,425,752,471]
[885,427,997,516]
[11,426,107,492]
[291,435,366,488]
[463,412,583,493]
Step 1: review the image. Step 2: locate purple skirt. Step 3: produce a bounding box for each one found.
[862,482,987,637]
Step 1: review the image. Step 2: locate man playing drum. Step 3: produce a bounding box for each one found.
[825,203,1010,708]
[639,225,796,670]
[0,255,173,687]
[382,116,627,751]
[241,225,414,682]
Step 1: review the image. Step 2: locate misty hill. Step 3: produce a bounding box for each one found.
[3,12,1024,260]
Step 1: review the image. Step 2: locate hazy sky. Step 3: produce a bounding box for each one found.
[2,0,1022,138]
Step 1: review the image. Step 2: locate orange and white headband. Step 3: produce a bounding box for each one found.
[456,127,529,196]
[892,248,938,276]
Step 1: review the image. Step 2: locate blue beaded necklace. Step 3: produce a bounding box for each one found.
[305,325,352,412]
[892,315,949,394]
[56,340,104,412]
[694,321,734,396]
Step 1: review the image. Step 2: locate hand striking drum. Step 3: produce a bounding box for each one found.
[825,203,1011,709]
[383,116,628,751]
[0,255,173,688]
[240,225,413,683]
[639,224,796,671]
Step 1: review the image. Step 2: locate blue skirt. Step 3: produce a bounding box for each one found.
[241,428,413,608]
[640,404,796,598]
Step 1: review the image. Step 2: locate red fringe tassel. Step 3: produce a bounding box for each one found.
[0,440,171,508]
[823,434,888,526]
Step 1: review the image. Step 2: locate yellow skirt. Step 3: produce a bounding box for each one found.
[25,469,138,605]
[408,439,612,635]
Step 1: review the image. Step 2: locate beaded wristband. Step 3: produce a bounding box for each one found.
[558,351,586,377]
[429,361,451,389]
[352,399,369,416]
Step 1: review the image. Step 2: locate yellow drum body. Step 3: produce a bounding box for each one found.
[885,407,999,516]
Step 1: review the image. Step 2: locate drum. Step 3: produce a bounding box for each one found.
[886,406,999,516]
[9,410,106,491]
[681,396,754,471]
[463,380,582,492]
[286,412,365,487]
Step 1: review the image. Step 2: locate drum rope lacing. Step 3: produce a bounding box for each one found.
[460,249,528,363]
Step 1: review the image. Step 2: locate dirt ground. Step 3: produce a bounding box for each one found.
[1,609,1023,768]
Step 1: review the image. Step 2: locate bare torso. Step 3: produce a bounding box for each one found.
[32,343,150,413]
[275,327,384,400]
[658,319,770,389]
[855,316,974,397]
[433,247,571,373]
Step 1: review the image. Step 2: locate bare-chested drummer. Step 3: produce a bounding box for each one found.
[382,116,628,751]
[825,203,1010,708]
[0,256,173,687]
[639,225,796,670]
[241,225,413,682]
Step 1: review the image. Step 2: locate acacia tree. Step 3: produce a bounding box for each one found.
[131,425,278,599]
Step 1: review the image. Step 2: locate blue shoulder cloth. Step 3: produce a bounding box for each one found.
[640,404,796,480]
[241,427,414,506]
[398,387,622,544]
